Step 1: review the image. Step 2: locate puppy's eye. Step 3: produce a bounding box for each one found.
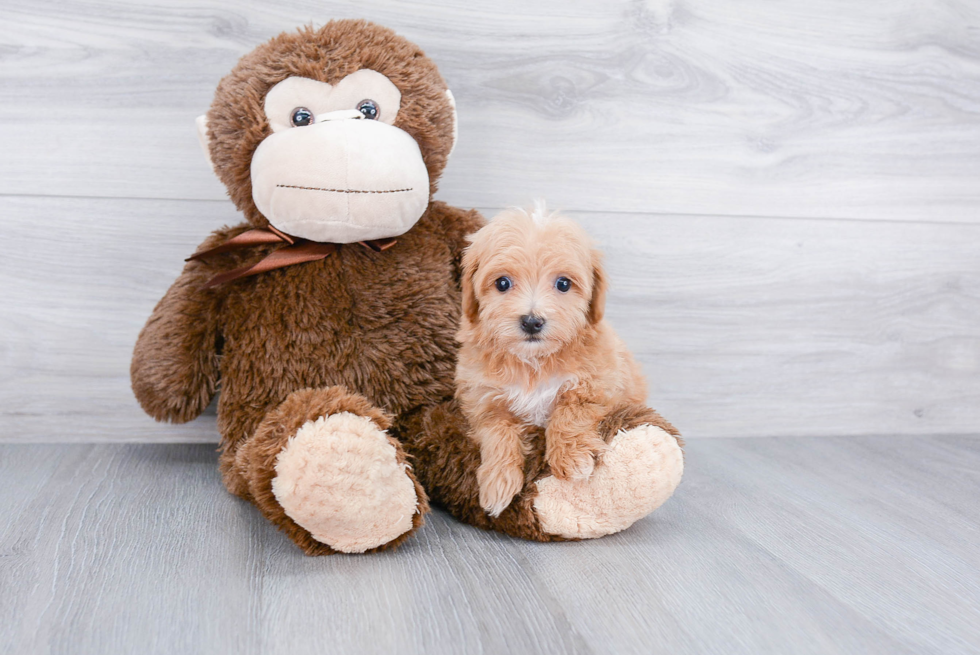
[494,276,512,292]
[290,107,314,127]
[555,277,572,293]
[357,99,379,120]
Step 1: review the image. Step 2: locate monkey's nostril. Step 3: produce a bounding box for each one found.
[519,314,546,335]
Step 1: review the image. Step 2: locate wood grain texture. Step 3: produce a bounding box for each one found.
[1,437,978,654]
[1,1,978,442]
[1,0,979,221]
[2,195,977,441]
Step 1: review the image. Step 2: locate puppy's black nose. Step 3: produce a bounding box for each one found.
[520,314,546,335]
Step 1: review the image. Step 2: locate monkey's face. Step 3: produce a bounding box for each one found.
[248,71,431,243]
[200,21,459,243]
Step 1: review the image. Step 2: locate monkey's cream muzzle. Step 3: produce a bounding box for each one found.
[249,112,430,243]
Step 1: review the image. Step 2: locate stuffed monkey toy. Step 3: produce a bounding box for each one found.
[131,20,683,555]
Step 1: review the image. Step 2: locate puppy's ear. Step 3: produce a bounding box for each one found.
[460,244,481,325]
[587,251,608,325]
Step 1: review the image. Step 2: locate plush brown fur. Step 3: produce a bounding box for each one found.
[133,195,481,552]
[132,20,482,554]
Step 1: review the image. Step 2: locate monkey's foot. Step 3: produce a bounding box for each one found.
[532,425,683,539]
[272,412,423,553]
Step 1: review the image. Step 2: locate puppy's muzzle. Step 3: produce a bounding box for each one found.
[520,314,546,336]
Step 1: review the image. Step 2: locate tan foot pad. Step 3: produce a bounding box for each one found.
[533,425,683,539]
[272,412,419,553]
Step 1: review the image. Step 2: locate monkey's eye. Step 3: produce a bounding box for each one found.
[494,276,512,292]
[290,107,314,127]
[357,99,379,120]
[555,277,572,293]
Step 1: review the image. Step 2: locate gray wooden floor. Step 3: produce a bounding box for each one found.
[2,436,978,655]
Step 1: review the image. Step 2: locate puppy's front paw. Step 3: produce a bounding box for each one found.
[477,460,524,517]
[547,435,606,482]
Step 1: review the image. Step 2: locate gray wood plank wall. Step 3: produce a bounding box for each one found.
[1,0,978,441]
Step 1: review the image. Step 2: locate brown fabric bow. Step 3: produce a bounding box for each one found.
[186,225,396,289]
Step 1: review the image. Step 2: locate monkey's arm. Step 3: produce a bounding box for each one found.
[131,257,223,424]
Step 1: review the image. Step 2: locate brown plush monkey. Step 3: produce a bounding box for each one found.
[132,20,684,555]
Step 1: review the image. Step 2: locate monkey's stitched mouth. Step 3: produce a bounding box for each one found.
[276,184,413,194]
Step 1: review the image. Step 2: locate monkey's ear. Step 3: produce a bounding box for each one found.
[195,114,217,174]
[446,90,458,158]
[588,252,608,325]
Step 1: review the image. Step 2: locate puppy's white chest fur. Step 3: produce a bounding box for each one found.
[502,376,576,427]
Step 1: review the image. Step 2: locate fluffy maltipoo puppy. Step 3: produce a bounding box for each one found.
[456,203,648,517]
